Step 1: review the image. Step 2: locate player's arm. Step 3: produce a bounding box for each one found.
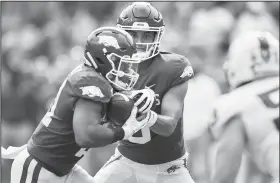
[73,98,150,148]
[210,115,246,183]
[73,98,119,148]
[149,81,188,136]
[132,56,193,136]
[70,70,150,148]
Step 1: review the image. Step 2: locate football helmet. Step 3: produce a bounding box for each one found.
[116,2,165,61]
[84,27,140,91]
[224,31,279,89]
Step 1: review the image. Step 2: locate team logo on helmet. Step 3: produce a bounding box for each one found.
[98,36,120,49]
[80,86,104,98]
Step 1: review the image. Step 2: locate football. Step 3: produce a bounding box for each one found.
[107,90,157,126]
[107,92,135,126]
[123,90,157,112]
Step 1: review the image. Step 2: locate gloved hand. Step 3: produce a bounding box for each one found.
[122,107,151,139]
[130,88,156,113]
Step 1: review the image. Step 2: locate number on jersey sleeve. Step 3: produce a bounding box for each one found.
[258,87,279,131]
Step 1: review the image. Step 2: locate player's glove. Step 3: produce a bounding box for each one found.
[122,107,151,140]
[130,88,156,113]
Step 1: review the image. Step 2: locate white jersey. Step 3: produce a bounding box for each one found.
[211,76,279,179]
[183,73,221,140]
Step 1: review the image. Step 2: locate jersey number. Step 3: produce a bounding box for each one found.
[42,66,82,127]
[128,126,151,144]
[42,79,67,127]
[258,87,279,131]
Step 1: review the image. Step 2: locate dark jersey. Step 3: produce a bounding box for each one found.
[27,64,113,176]
[118,52,194,164]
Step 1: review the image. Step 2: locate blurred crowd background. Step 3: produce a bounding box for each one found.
[1,1,279,183]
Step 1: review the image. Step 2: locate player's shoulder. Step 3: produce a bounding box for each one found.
[209,92,248,139]
[215,93,244,120]
[214,85,259,121]
[159,51,191,65]
[216,76,280,114]
[210,78,278,138]
[157,51,194,78]
[67,64,113,103]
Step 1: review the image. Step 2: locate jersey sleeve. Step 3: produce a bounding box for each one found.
[168,56,194,88]
[209,94,244,140]
[68,66,113,103]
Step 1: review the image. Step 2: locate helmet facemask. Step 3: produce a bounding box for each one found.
[105,53,140,91]
[117,22,165,61]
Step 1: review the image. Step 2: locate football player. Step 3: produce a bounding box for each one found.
[93,2,195,183]
[208,31,279,183]
[6,27,151,183]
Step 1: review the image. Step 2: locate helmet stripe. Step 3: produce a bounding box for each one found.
[86,52,98,69]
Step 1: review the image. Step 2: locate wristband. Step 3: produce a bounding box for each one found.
[111,127,125,142]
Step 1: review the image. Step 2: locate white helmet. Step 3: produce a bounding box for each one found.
[224,31,279,89]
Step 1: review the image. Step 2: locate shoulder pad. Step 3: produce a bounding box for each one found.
[177,56,194,79]
[68,65,113,103]
[160,53,194,87]
[167,54,193,76]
